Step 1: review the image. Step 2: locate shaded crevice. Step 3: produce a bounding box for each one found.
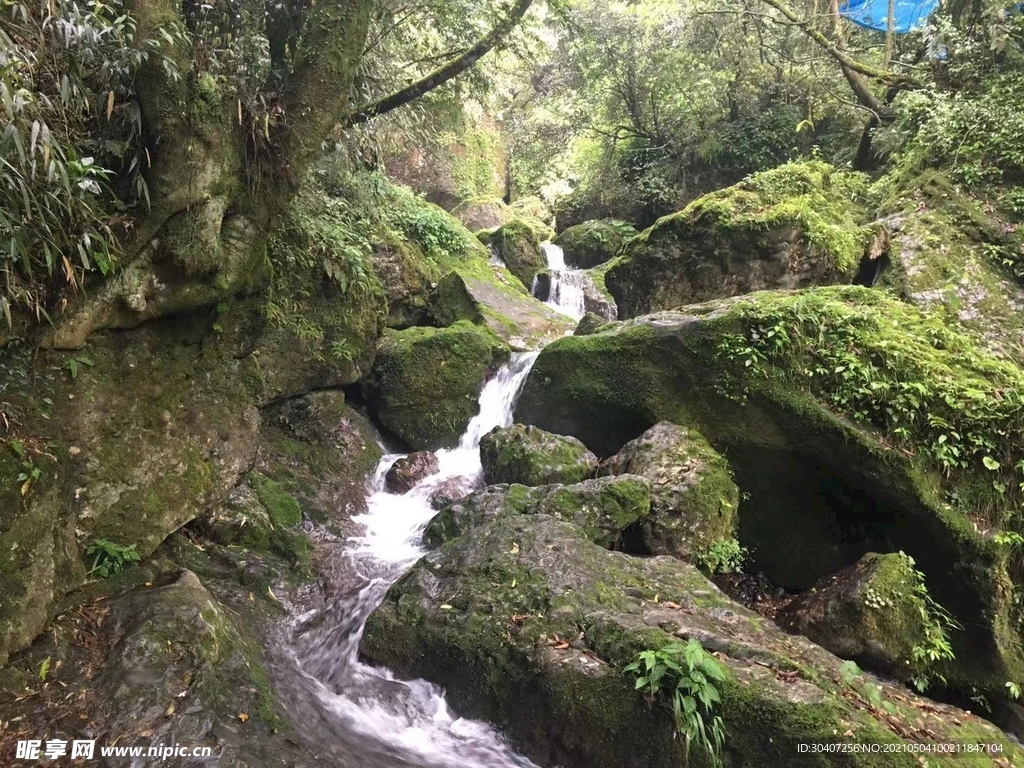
[853,251,891,287]
[614,521,652,556]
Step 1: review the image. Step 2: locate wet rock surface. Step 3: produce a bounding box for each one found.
[480,424,597,487]
[385,451,440,493]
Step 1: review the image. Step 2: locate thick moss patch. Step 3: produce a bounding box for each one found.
[606,161,870,317]
[513,286,1024,701]
[362,321,511,449]
[490,219,546,288]
[554,219,638,269]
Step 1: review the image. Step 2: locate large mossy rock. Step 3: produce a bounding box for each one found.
[480,424,598,486]
[554,219,638,269]
[605,161,870,318]
[362,322,510,450]
[0,448,81,668]
[513,286,1024,700]
[425,475,651,550]
[429,270,575,347]
[490,219,546,288]
[452,198,510,231]
[876,171,1024,361]
[363,514,1018,768]
[600,422,738,562]
[92,570,282,752]
[778,552,942,682]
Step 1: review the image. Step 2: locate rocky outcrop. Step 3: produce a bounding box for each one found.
[452,199,509,231]
[362,322,510,450]
[877,171,1024,361]
[554,219,638,269]
[424,475,652,551]
[489,220,546,289]
[386,452,440,493]
[480,424,597,486]
[605,161,870,318]
[428,270,574,347]
[778,552,946,683]
[600,422,738,562]
[513,286,1024,700]
[363,513,1019,768]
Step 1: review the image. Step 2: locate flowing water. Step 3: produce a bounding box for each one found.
[276,353,543,768]
[533,243,586,321]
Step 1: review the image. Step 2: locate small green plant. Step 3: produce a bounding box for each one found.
[697,537,748,575]
[38,656,51,681]
[86,538,141,578]
[625,640,726,766]
[62,355,94,379]
[1006,681,1021,700]
[900,553,960,693]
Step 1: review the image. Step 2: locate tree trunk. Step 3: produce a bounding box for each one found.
[46,0,375,348]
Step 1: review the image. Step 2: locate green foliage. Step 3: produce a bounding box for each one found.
[892,552,960,692]
[0,0,185,321]
[384,184,479,260]
[62,355,94,380]
[85,538,141,578]
[1007,681,1022,700]
[715,288,1024,527]
[697,537,747,575]
[625,640,726,766]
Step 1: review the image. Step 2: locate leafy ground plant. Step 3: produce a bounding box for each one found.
[86,538,140,578]
[625,639,727,766]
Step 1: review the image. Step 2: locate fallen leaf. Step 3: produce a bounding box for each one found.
[510,542,520,555]
[440,604,453,610]
[238,713,248,723]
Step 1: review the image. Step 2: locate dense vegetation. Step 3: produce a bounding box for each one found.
[4,0,1024,764]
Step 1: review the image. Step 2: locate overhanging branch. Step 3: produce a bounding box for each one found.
[343,0,535,126]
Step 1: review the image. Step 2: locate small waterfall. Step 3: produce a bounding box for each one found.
[287,353,542,768]
[534,243,586,321]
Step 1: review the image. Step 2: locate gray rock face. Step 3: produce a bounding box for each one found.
[601,422,738,562]
[480,424,598,487]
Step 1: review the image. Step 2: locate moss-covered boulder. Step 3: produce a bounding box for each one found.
[364,513,1018,768]
[428,270,575,347]
[513,286,1024,701]
[605,161,870,318]
[424,475,652,551]
[554,219,638,269]
[600,422,738,562]
[875,171,1024,361]
[778,552,947,684]
[362,322,510,450]
[490,220,546,288]
[0,446,81,668]
[369,234,436,328]
[480,424,598,486]
[90,569,284,757]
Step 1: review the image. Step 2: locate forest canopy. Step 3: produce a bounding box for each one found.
[1,0,1022,324]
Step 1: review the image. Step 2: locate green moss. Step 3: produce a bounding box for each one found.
[514,286,1024,700]
[554,219,638,269]
[606,161,870,317]
[490,219,546,288]
[480,424,596,486]
[363,321,511,449]
[250,473,301,527]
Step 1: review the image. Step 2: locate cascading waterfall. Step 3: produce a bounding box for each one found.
[534,243,586,321]
[284,353,542,768]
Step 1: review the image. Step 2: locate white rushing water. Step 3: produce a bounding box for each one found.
[534,243,586,321]
[290,353,542,768]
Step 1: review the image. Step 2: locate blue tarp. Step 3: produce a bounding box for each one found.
[839,0,940,32]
